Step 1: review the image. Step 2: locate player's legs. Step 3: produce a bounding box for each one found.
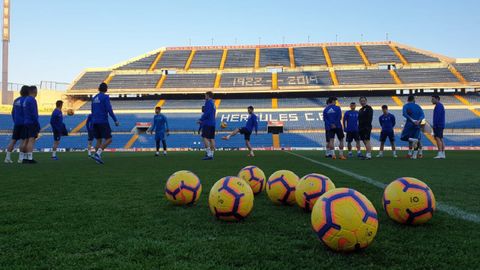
[162,139,167,155]
[202,137,210,156]
[155,138,160,156]
[377,141,385,157]
[336,129,345,159]
[246,139,254,157]
[87,140,93,156]
[4,139,17,163]
[52,139,60,159]
[222,128,240,140]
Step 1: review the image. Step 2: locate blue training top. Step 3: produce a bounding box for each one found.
[50,108,64,132]
[379,113,396,132]
[91,92,118,124]
[22,96,39,126]
[402,102,425,128]
[151,113,169,134]
[199,99,216,127]
[343,110,359,132]
[433,102,445,129]
[245,113,258,133]
[12,96,26,126]
[323,104,342,131]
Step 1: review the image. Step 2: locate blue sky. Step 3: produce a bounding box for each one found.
[6,0,480,84]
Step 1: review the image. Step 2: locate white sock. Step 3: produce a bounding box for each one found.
[96,149,103,156]
[210,150,214,157]
[366,152,371,158]
[393,150,397,155]
[52,151,57,157]
[19,152,24,160]
[339,150,344,156]
[419,149,423,155]
[27,152,33,160]
[6,151,11,160]
[408,149,413,155]
[348,151,352,155]
[379,151,383,155]
[357,150,362,154]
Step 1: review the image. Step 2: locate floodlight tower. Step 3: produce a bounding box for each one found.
[2,0,11,104]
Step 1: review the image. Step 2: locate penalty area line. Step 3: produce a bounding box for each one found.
[285,151,480,224]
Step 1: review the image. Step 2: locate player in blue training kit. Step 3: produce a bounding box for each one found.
[323,97,346,160]
[197,91,216,160]
[222,106,258,157]
[377,105,397,158]
[4,86,29,163]
[343,102,362,158]
[50,100,68,160]
[149,106,170,156]
[400,95,425,160]
[22,86,40,164]
[86,114,94,157]
[90,83,119,164]
[432,95,446,159]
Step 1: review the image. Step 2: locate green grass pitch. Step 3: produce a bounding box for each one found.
[1,151,479,269]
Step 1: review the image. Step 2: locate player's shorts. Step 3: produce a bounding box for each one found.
[201,125,215,140]
[345,131,359,143]
[324,129,329,143]
[327,128,345,140]
[155,132,166,141]
[93,123,112,139]
[400,126,421,142]
[239,127,252,141]
[433,127,444,139]
[359,128,372,141]
[53,130,62,142]
[380,130,395,143]
[87,129,94,141]
[24,123,40,139]
[11,125,25,140]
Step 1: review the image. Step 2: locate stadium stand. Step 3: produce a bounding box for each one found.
[278,71,332,87]
[190,50,223,69]
[108,74,162,89]
[155,50,191,69]
[336,70,395,85]
[361,45,400,64]
[71,71,110,90]
[162,74,216,88]
[293,47,327,66]
[397,48,440,63]
[396,68,459,84]
[224,49,256,68]
[454,63,480,82]
[260,48,290,67]
[116,54,158,70]
[327,46,364,65]
[220,73,272,88]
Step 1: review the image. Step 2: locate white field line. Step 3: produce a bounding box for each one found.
[285,151,480,224]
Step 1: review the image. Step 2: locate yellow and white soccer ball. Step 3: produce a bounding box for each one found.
[209,176,254,221]
[266,170,299,205]
[238,166,266,195]
[220,121,228,129]
[295,173,335,212]
[165,170,202,205]
[383,177,436,225]
[311,188,378,252]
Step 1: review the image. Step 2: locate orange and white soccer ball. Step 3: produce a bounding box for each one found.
[209,176,254,221]
[295,173,335,212]
[266,170,299,205]
[383,177,436,225]
[311,188,378,252]
[165,170,202,205]
[238,165,266,195]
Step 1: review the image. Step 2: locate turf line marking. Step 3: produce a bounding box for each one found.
[285,151,480,224]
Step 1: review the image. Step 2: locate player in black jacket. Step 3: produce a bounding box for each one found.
[358,97,373,160]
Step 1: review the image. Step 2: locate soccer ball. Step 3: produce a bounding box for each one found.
[165,170,202,205]
[383,177,436,225]
[238,165,266,195]
[311,188,378,252]
[209,176,254,221]
[67,109,74,116]
[266,170,299,205]
[220,121,228,129]
[295,173,335,212]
